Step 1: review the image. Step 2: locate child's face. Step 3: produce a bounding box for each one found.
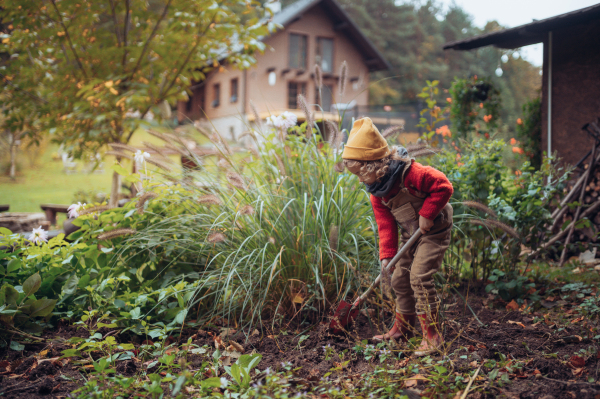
[346,163,378,185]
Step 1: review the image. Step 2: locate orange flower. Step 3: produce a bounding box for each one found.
[457,162,464,167]
[510,138,517,145]
[435,125,452,137]
[515,170,522,176]
[446,97,452,103]
[456,153,461,160]
[512,146,524,155]
[479,103,483,109]
[484,133,490,139]
[483,115,492,123]
[517,118,523,125]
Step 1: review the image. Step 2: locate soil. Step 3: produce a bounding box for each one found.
[1,293,599,398]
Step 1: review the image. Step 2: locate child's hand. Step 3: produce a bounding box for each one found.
[419,215,434,234]
[381,258,394,273]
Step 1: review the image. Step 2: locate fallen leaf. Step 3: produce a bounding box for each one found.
[572,367,585,377]
[569,355,585,368]
[469,360,478,367]
[219,328,237,339]
[571,316,584,324]
[396,358,409,368]
[208,331,226,350]
[572,267,583,274]
[467,345,476,352]
[228,341,244,353]
[165,347,179,355]
[491,320,500,324]
[546,296,556,302]
[0,360,10,372]
[251,329,259,336]
[506,300,519,311]
[508,320,526,328]
[533,369,541,375]
[476,343,487,349]
[39,349,49,358]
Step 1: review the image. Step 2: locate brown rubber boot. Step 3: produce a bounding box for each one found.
[373,313,416,342]
[414,312,443,357]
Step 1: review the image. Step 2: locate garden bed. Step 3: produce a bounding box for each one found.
[1,290,599,398]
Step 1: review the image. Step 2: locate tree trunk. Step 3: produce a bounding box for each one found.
[9,133,18,180]
[109,156,122,208]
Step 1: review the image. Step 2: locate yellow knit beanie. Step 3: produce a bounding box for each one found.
[341,117,391,161]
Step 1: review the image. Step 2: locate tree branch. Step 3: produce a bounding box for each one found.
[121,0,130,68]
[129,0,172,80]
[107,0,122,48]
[48,0,89,80]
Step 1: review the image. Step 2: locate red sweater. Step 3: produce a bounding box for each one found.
[370,162,453,259]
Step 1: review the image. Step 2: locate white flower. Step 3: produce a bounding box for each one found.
[134,150,150,164]
[278,111,297,130]
[28,226,48,245]
[67,202,86,219]
[265,115,282,128]
[220,377,228,388]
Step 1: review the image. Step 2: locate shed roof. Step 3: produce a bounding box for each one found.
[443,3,600,51]
[271,0,390,71]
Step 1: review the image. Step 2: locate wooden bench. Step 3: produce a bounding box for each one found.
[40,204,70,225]
[0,205,9,213]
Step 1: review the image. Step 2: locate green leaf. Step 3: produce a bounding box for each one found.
[111,164,130,176]
[29,299,57,318]
[22,273,41,298]
[3,286,19,306]
[7,259,21,273]
[172,375,186,396]
[230,363,242,385]
[201,377,222,389]
[62,274,80,296]
[9,341,24,351]
[174,309,187,324]
[0,227,12,236]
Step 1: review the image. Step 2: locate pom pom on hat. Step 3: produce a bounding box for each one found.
[342,117,391,161]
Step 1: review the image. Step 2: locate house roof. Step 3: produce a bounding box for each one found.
[443,3,600,51]
[271,0,390,71]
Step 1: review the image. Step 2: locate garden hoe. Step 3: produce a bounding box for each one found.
[329,229,422,334]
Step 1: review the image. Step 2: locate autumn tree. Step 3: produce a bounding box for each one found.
[1,0,271,205]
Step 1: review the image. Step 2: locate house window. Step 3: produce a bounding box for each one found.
[316,85,333,112]
[288,82,306,109]
[230,78,238,103]
[289,33,307,70]
[316,38,334,73]
[212,83,220,107]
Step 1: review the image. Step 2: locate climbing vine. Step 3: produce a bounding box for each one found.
[449,76,501,140]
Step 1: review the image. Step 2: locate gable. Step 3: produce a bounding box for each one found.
[270,0,389,71]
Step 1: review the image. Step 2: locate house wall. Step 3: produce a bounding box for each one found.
[178,2,372,139]
[246,2,370,115]
[541,20,600,167]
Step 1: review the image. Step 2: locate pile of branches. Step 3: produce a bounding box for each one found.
[548,120,600,264]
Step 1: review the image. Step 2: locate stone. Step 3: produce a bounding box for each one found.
[0,212,47,233]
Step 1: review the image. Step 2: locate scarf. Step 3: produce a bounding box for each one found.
[364,147,410,198]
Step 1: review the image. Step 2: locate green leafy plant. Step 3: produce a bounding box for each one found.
[224,353,262,390]
[515,96,542,169]
[449,76,501,140]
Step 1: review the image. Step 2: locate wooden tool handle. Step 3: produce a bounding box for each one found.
[352,229,423,308]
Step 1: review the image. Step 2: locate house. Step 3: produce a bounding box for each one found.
[443,4,600,167]
[177,0,392,141]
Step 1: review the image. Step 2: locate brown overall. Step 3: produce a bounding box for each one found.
[383,169,453,315]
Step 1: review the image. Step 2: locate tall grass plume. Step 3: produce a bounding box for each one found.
[314,64,323,89]
[198,194,223,206]
[382,125,404,138]
[136,192,158,214]
[339,61,348,96]
[97,228,136,241]
[207,232,226,243]
[227,172,247,191]
[297,94,313,139]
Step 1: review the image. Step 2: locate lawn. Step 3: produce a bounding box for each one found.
[0,128,192,213]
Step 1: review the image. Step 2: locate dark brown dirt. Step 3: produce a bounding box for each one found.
[1,296,599,398]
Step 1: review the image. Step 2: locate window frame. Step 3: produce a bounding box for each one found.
[212,83,220,108]
[288,81,307,109]
[316,37,334,73]
[230,78,239,103]
[288,33,308,70]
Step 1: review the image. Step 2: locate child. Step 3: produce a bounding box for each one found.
[342,117,453,356]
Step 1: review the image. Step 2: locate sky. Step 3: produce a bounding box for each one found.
[438,0,600,66]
